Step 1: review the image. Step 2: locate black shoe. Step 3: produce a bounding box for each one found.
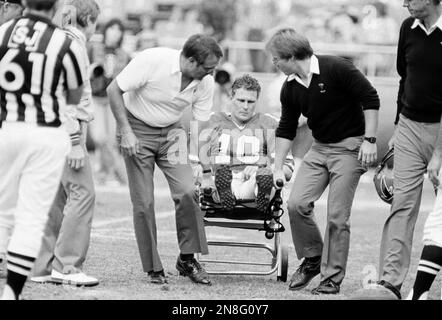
[256,168,273,213]
[148,270,168,284]
[377,280,402,300]
[311,279,340,295]
[215,166,235,211]
[289,258,321,291]
[176,257,212,286]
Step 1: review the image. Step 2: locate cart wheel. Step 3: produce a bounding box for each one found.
[277,245,289,282]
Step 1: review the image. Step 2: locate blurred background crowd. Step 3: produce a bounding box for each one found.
[80,0,406,186]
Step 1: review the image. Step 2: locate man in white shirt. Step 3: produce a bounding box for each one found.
[107,34,223,285]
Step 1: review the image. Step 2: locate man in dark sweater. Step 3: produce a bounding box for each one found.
[361,0,442,300]
[266,28,380,295]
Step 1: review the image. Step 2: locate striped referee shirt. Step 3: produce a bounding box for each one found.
[0,13,86,128]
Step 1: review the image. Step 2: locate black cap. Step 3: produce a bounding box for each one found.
[24,0,58,9]
[4,0,23,5]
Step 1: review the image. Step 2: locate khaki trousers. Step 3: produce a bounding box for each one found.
[33,157,95,276]
[287,136,366,285]
[380,115,439,289]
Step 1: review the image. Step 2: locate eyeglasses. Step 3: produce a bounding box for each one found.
[272,56,291,65]
[197,61,217,72]
[271,56,285,65]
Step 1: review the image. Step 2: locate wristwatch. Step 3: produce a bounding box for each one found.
[364,137,377,144]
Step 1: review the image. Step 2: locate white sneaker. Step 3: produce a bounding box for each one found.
[51,270,99,287]
[1,285,17,300]
[30,275,54,284]
[406,289,428,300]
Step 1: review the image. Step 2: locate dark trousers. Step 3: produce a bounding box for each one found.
[125,112,208,273]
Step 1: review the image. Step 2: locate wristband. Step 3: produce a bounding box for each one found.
[202,169,212,174]
[70,133,81,146]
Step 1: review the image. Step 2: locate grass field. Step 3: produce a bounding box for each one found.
[2,165,441,300]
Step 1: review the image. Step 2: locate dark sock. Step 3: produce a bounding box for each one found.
[5,252,35,300]
[6,270,28,300]
[148,270,165,277]
[412,245,442,300]
[180,254,194,261]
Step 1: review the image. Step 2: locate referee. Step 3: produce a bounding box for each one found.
[0,0,87,300]
[0,0,24,279]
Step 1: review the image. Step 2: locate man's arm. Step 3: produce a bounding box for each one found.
[395,20,407,127]
[274,137,293,186]
[67,120,88,171]
[67,49,95,170]
[63,39,87,105]
[359,109,379,166]
[106,80,139,157]
[198,117,221,189]
[274,82,301,186]
[336,58,380,166]
[106,49,155,157]
[191,116,216,177]
[428,119,442,187]
[192,76,215,122]
[389,20,408,150]
[263,115,295,181]
[62,38,88,169]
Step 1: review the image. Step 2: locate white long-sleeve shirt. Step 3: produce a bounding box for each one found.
[62,26,94,139]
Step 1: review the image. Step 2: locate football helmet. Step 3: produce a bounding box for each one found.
[374,148,394,204]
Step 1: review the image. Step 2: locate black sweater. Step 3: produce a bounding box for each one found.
[276,55,380,144]
[396,17,442,124]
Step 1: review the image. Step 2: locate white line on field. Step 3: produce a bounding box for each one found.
[92,217,132,228]
[92,234,134,241]
[96,185,172,196]
[92,232,239,242]
[314,197,433,212]
[92,230,239,242]
[92,210,175,228]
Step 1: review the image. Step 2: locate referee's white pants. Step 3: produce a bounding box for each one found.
[0,122,70,259]
[423,170,442,248]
